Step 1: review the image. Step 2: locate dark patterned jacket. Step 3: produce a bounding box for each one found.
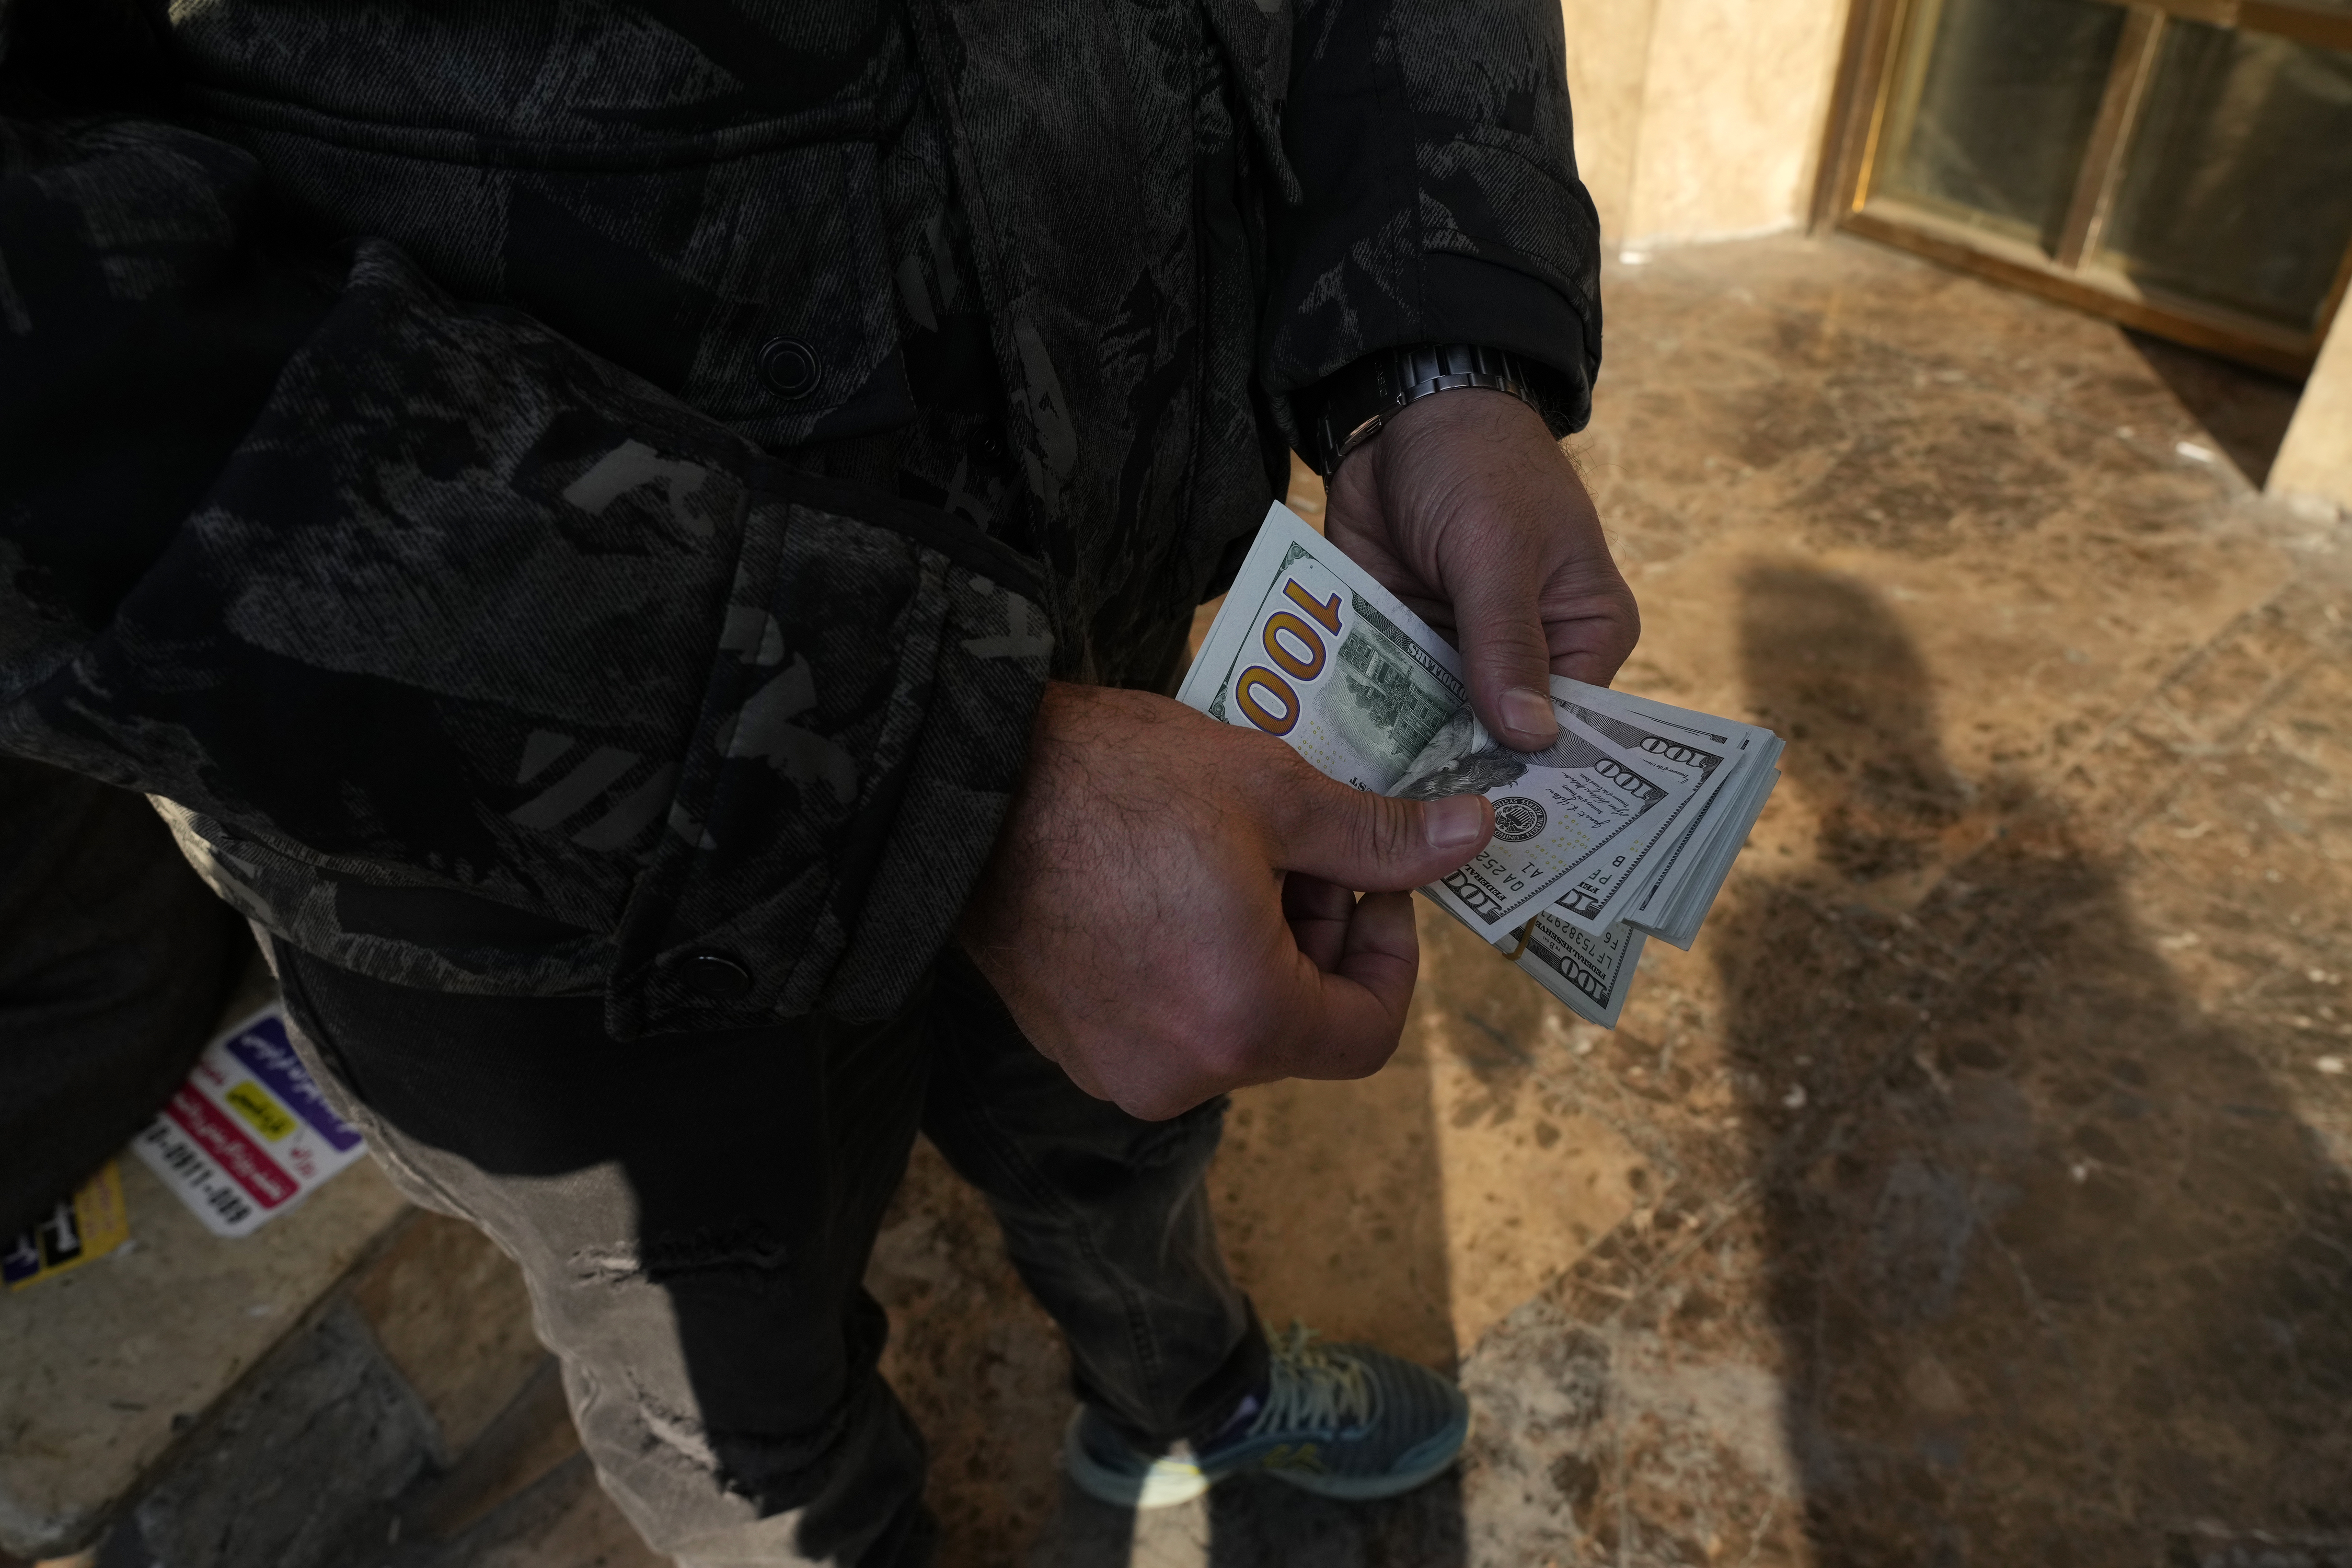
[0,0,1602,1035]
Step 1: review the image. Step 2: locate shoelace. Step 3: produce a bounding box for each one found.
[1249,1322,1379,1437]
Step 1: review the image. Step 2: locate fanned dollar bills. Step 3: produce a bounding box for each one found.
[1178,502,1783,1029]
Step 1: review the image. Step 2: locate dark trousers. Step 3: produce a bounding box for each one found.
[0,757,247,1236]
[274,942,1264,1567]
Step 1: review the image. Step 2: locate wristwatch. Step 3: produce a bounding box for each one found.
[1300,342,1539,478]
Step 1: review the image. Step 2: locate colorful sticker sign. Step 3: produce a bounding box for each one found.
[4,1160,131,1290]
[129,1005,367,1238]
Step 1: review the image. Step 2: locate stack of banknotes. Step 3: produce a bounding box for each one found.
[1177,503,1783,1029]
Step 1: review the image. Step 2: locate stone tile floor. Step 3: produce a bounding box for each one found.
[439,231,2352,1566]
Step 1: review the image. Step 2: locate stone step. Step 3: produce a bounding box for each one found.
[0,972,575,1568]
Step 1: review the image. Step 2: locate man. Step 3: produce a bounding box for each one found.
[0,1,1634,1562]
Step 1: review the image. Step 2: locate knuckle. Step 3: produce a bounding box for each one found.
[1220,1000,1295,1081]
[1335,1041,1399,1081]
[1327,1023,1404,1081]
[1118,1087,1189,1123]
[1365,795,1418,867]
[1178,996,1256,1082]
[1235,739,1320,834]
[1617,591,1644,646]
[1194,1042,1250,1089]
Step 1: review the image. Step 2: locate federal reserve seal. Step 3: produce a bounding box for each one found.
[1492,797,1547,843]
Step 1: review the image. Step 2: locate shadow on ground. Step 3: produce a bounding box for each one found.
[875,237,2352,1567]
[893,549,2352,1568]
[1719,565,2352,1562]
[2124,332,2303,488]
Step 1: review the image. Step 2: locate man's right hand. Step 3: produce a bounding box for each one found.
[956,681,1495,1121]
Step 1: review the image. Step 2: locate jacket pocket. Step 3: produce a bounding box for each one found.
[612,473,1050,1034]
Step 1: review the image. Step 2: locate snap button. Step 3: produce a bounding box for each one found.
[757,337,822,399]
[678,950,753,1001]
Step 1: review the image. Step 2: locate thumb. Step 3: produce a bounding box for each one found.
[1257,767,1495,892]
[1449,546,1560,750]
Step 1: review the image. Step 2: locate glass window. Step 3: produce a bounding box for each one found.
[1873,0,2127,250]
[2098,21,2352,328]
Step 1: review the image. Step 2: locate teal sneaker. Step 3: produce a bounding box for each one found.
[1062,1323,1470,1508]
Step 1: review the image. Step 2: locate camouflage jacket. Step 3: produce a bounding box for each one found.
[0,0,1602,1035]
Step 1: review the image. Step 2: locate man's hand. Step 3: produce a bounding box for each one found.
[958,682,1494,1121]
[1325,386,1639,750]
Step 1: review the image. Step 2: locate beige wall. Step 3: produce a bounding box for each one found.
[1559,0,1656,243]
[2269,306,2352,518]
[1562,0,1850,250]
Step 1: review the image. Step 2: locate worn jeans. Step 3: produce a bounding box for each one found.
[274,942,1264,1567]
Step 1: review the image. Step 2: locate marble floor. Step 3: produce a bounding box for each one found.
[495,230,2352,1567]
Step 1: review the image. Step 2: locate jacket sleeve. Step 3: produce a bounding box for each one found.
[0,61,1049,1034]
[1262,0,1605,438]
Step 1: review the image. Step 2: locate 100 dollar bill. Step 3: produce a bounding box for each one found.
[1177,502,1773,1030]
[1390,697,1691,931]
[1177,504,1469,793]
[1501,912,1644,1029]
[1179,503,1681,928]
[1543,684,1752,938]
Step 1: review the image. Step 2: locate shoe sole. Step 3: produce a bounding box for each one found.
[1062,1413,1214,1508]
[1060,1410,1469,1510]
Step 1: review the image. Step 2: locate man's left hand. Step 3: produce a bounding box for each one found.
[1322,385,1639,751]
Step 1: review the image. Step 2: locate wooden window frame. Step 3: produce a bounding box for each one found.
[1813,0,2352,378]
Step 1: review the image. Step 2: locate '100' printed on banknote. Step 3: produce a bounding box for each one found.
[1178,504,1707,1026]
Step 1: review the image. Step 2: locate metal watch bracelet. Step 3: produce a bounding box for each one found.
[1303,342,1538,478]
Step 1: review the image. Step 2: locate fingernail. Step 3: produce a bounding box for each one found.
[1424,794,1488,850]
[1501,686,1556,743]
